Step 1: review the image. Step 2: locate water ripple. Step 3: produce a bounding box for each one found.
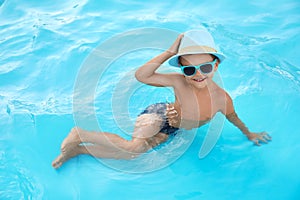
[0,143,43,199]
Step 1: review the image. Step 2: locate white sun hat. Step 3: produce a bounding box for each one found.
[168,29,225,67]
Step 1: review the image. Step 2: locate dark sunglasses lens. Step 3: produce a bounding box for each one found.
[200,64,213,73]
[183,67,196,76]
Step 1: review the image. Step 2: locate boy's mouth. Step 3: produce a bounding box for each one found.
[192,77,206,82]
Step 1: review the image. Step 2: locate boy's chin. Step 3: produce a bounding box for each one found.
[185,77,210,89]
[195,84,207,89]
[190,81,207,89]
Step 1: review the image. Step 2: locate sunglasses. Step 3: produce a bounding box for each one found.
[180,59,217,76]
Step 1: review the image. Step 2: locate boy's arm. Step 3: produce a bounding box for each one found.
[223,93,271,145]
[226,112,251,135]
[135,34,183,87]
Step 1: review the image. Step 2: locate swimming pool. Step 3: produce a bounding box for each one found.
[1,0,300,199]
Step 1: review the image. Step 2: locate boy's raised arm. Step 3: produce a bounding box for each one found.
[135,34,183,87]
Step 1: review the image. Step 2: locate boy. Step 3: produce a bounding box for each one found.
[52,29,271,169]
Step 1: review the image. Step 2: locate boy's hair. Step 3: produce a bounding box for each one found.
[212,55,220,63]
[178,54,220,65]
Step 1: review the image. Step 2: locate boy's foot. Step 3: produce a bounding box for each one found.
[61,127,82,151]
[52,146,79,169]
[52,154,65,169]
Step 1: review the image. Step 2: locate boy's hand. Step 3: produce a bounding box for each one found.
[167,34,184,55]
[166,104,180,127]
[246,132,272,146]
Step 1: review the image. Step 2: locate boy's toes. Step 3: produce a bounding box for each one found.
[52,154,65,169]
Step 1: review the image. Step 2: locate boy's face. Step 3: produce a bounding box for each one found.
[179,54,219,89]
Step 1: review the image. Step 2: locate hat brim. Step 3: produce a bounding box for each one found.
[168,52,226,67]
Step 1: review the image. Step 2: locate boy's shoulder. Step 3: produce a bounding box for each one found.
[168,73,185,83]
[212,83,232,100]
[213,82,227,94]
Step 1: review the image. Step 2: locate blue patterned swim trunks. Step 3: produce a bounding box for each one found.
[139,103,179,135]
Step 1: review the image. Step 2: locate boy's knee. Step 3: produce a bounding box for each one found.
[128,139,150,153]
[134,114,164,139]
[136,114,163,127]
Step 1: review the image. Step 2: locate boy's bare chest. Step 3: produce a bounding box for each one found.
[175,90,221,121]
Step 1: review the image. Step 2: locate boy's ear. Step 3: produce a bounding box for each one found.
[214,62,219,71]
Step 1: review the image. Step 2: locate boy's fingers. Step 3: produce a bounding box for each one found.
[260,132,272,141]
[254,140,261,146]
[167,110,178,116]
[166,106,178,117]
[166,105,175,111]
[259,138,268,143]
[168,119,179,126]
[264,134,272,141]
[167,109,176,113]
[263,134,272,141]
[251,139,261,146]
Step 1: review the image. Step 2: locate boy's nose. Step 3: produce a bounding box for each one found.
[195,69,205,77]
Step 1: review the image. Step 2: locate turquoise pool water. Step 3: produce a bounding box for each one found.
[1,0,300,199]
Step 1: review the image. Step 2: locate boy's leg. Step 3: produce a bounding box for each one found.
[52,144,135,169]
[52,113,166,168]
